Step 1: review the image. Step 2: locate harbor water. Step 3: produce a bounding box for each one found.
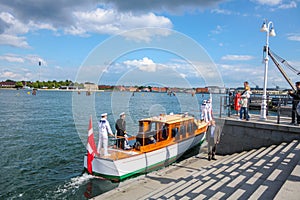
[0,89,216,199]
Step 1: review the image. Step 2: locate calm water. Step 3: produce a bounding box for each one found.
[0,89,214,199]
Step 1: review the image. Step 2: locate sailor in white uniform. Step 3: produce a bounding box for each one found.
[201,100,209,122]
[97,113,114,156]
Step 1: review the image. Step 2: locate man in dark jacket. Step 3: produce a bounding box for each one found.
[115,112,126,149]
[289,82,300,125]
[206,120,221,161]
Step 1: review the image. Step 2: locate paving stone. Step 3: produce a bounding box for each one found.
[94,140,300,200]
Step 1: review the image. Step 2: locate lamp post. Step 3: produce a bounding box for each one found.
[260,20,276,120]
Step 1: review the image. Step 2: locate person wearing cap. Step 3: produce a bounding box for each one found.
[288,81,300,125]
[115,112,126,149]
[201,100,209,122]
[97,113,114,156]
[206,99,213,121]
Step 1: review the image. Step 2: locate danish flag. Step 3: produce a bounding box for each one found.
[87,116,97,174]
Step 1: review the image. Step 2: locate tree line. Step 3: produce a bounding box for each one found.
[3,79,84,89]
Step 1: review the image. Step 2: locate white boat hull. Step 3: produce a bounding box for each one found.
[84,133,205,181]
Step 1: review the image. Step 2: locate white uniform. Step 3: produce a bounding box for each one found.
[201,100,209,122]
[97,118,113,156]
[124,134,131,150]
[206,100,213,121]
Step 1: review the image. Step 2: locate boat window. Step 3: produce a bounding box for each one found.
[136,122,158,146]
[172,127,178,138]
[180,125,186,138]
[162,124,168,139]
[139,124,143,133]
[188,122,193,133]
[150,122,157,131]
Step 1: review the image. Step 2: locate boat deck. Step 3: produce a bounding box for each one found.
[96,148,139,160]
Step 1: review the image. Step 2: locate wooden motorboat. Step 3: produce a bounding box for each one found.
[84,113,208,181]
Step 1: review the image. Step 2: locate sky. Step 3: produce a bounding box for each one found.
[0,0,299,88]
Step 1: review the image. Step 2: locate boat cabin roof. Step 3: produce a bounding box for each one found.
[139,113,194,125]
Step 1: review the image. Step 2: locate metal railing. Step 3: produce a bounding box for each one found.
[218,94,292,124]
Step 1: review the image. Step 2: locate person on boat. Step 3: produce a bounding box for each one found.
[206,120,221,161]
[123,133,132,150]
[162,123,168,140]
[201,100,208,122]
[206,99,213,121]
[149,135,156,144]
[115,112,126,149]
[97,113,114,156]
[288,81,300,125]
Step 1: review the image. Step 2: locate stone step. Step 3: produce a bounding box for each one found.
[95,140,300,200]
[226,140,300,200]
[142,144,277,199]
[166,141,294,199]
[185,143,286,199]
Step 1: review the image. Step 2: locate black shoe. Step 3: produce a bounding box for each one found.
[212,157,217,160]
[208,156,211,161]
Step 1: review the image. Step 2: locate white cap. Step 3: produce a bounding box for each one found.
[101,113,107,117]
[119,112,125,116]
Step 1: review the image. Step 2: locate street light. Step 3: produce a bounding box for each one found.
[260,20,276,120]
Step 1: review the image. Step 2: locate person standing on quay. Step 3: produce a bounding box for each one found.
[97,113,114,156]
[206,120,221,161]
[239,82,251,121]
[115,112,126,149]
[289,81,300,125]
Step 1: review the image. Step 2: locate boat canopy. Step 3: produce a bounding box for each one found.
[136,114,198,147]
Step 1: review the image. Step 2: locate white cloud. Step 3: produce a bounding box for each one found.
[0,12,29,34]
[0,34,29,48]
[0,54,24,63]
[253,0,282,6]
[66,8,173,40]
[252,0,297,10]
[124,57,157,72]
[0,54,46,65]
[287,33,300,42]
[211,9,232,15]
[0,7,173,47]
[179,73,187,79]
[278,1,297,9]
[221,55,254,61]
[0,71,18,79]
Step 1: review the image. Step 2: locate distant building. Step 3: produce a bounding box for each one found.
[98,85,114,90]
[127,86,138,92]
[59,85,78,90]
[115,86,126,91]
[195,87,209,93]
[84,83,98,91]
[0,81,15,88]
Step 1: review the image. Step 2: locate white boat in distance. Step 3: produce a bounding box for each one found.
[84,113,208,181]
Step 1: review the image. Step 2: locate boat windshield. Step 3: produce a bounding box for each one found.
[137,121,165,146]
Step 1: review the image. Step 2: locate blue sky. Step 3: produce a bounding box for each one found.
[0,0,299,88]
